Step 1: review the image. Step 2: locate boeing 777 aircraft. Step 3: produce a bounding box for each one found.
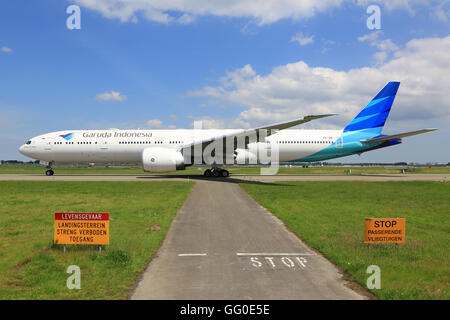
[19,82,436,177]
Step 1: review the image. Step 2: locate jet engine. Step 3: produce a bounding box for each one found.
[142,147,185,173]
[234,148,257,164]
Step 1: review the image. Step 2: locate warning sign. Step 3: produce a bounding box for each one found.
[365,218,405,244]
[54,213,109,245]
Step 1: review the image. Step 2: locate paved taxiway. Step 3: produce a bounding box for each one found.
[0,173,447,182]
[131,179,367,299]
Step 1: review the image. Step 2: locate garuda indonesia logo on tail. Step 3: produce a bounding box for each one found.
[59,133,74,140]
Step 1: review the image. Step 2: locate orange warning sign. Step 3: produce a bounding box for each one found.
[54,213,109,245]
[365,218,405,244]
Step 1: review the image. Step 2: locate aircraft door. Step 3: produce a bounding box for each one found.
[335,136,343,149]
[44,139,52,151]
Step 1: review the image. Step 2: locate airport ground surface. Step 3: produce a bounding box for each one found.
[0,170,448,299]
[0,173,448,182]
[1,164,449,175]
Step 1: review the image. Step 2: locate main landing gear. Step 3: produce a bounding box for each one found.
[203,168,230,178]
[45,162,54,176]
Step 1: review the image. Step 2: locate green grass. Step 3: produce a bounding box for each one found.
[0,164,203,175]
[1,163,449,175]
[240,181,450,300]
[275,166,450,175]
[0,181,193,299]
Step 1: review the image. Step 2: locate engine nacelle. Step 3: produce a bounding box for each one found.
[235,143,276,165]
[142,147,185,173]
[235,148,257,164]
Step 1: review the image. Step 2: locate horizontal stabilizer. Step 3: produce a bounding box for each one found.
[360,128,437,144]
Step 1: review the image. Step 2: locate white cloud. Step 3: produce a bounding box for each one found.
[356,0,414,14]
[357,31,381,43]
[95,90,127,102]
[373,51,388,64]
[1,46,12,53]
[177,13,195,25]
[188,36,450,130]
[72,0,447,26]
[358,31,399,64]
[290,32,315,46]
[432,1,450,22]
[356,0,449,18]
[190,117,227,129]
[146,119,163,128]
[73,0,346,25]
[377,39,399,52]
[358,31,398,51]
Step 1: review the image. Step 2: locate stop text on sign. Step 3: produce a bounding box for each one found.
[365,218,405,244]
[54,212,109,245]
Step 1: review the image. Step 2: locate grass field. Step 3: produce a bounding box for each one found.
[0,181,193,299]
[240,181,450,300]
[1,163,449,175]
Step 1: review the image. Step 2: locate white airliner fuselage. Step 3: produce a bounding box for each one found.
[19,129,341,164]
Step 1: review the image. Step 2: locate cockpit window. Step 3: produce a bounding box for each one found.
[26,140,31,145]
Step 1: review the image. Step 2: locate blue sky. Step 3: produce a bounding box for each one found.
[1,0,449,162]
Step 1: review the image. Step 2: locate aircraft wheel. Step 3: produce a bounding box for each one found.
[45,169,54,176]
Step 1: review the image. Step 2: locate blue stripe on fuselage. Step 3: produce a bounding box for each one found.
[291,128,401,162]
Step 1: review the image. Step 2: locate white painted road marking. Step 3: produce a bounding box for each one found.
[176,252,312,269]
[237,253,312,270]
[236,253,315,256]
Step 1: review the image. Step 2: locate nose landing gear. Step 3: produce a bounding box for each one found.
[204,167,229,178]
[45,162,54,176]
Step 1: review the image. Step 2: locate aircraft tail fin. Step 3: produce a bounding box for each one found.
[343,81,400,134]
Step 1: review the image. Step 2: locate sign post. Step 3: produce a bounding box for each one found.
[54,213,109,246]
[364,218,405,244]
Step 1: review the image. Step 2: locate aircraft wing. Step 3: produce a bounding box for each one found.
[181,114,336,150]
[360,128,437,144]
[252,114,336,132]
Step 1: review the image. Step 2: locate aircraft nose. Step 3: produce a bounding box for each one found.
[19,145,28,156]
